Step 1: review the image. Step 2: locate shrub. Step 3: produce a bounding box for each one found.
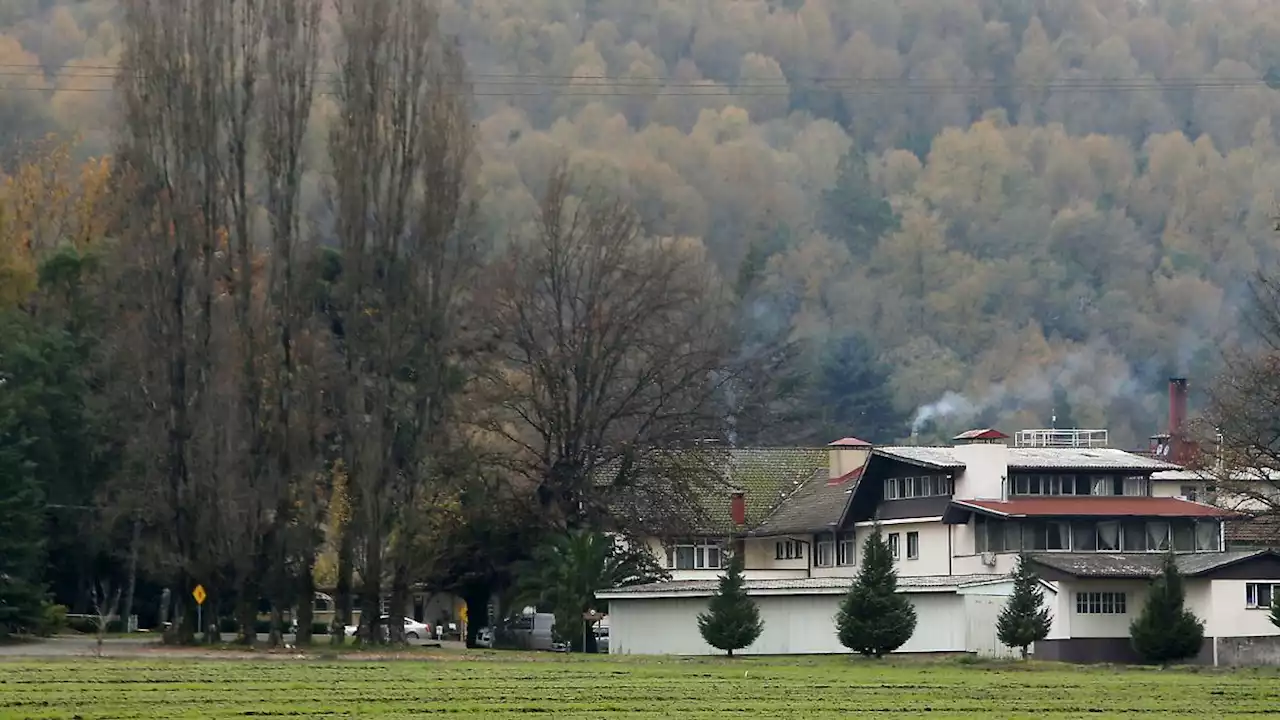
[37,603,68,637]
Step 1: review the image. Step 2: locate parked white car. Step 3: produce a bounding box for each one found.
[343,616,432,641]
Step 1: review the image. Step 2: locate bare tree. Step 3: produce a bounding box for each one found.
[480,166,756,537]
[253,0,327,648]
[1198,270,1280,538]
[89,579,121,658]
[113,0,264,645]
[328,0,479,645]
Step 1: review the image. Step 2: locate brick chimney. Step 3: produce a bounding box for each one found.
[1169,377,1188,464]
[730,491,746,526]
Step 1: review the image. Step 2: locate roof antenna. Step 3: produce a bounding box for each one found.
[1051,405,1057,430]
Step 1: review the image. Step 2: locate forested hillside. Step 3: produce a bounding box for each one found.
[5,0,1280,444]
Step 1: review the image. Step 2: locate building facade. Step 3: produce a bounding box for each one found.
[599,428,1280,664]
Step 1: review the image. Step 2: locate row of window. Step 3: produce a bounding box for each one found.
[1010,474,1148,497]
[974,517,1222,554]
[884,475,953,500]
[814,534,857,567]
[665,543,725,570]
[1076,592,1127,614]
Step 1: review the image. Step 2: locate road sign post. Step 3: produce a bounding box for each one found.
[192,585,206,642]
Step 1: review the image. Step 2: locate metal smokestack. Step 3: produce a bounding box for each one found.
[1169,377,1188,464]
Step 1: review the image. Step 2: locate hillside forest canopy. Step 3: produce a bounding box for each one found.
[4,0,1280,640]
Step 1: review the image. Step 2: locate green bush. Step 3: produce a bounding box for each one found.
[37,603,68,637]
[67,617,97,634]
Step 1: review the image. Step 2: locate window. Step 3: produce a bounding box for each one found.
[1012,474,1150,497]
[1246,583,1277,609]
[906,532,919,560]
[1023,521,1069,551]
[1076,592,1127,614]
[837,533,856,566]
[667,541,724,570]
[884,475,952,500]
[775,539,803,561]
[888,533,900,560]
[1195,521,1221,551]
[815,537,836,568]
[973,517,1218,554]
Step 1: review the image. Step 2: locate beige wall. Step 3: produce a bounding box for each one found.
[950,444,1008,500]
[852,520,953,577]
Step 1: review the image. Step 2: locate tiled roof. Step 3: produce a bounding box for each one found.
[873,446,1179,472]
[873,446,968,468]
[1227,515,1280,547]
[1028,550,1277,578]
[596,573,1008,598]
[952,497,1239,518]
[751,469,850,536]
[601,447,828,535]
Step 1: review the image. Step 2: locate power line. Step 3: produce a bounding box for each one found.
[0,63,1272,96]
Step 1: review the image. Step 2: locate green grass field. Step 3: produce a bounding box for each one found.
[3,654,1280,718]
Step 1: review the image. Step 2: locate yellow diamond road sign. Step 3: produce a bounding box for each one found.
[192,584,206,606]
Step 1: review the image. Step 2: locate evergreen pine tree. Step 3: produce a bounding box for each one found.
[697,554,763,657]
[996,553,1052,659]
[1130,553,1204,665]
[835,525,916,657]
[0,401,47,639]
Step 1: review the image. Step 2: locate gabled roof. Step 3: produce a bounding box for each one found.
[596,573,1009,599]
[750,468,849,536]
[1028,550,1280,579]
[828,437,872,447]
[601,447,828,536]
[953,428,1009,441]
[945,497,1239,522]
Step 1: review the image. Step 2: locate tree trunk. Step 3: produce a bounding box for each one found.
[120,516,141,632]
[388,563,409,645]
[1020,645,1028,660]
[727,648,733,658]
[295,566,316,646]
[359,533,382,644]
[236,591,257,645]
[268,606,284,647]
[332,531,354,645]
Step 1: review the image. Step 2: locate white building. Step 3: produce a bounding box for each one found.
[599,427,1280,664]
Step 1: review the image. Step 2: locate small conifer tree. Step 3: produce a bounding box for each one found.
[697,554,763,657]
[996,553,1052,659]
[835,525,916,657]
[1130,553,1204,665]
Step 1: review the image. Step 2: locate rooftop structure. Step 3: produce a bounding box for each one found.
[1015,428,1109,449]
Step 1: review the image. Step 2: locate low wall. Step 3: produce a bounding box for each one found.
[1216,636,1280,666]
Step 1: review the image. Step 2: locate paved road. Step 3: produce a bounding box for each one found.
[0,635,465,658]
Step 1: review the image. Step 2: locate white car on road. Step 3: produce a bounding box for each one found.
[344,616,432,641]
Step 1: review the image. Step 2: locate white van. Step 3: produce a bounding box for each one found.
[509,611,556,650]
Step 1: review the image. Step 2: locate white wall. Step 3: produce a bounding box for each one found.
[606,591,967,655]
[1059,580,1150,638]
[950,444,1008,500]
[1209,580,1280,638]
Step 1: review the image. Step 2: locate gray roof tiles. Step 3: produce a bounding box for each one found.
[1028,550,1275,578]
[596,573,1010,598]
[873,446,1180,471]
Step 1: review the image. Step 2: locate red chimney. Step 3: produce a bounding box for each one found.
[1169,377,1188,463]
[730,492,746,526]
